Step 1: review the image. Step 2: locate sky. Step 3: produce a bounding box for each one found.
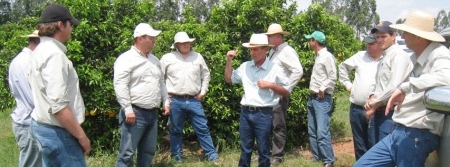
[292,0,450,23]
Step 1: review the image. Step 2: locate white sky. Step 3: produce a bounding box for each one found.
[292,0,450,23]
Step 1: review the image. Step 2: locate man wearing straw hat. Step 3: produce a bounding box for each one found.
[160,31,219,163]
[354,10,450,167]
[304,30,336,167]
[225,33,290,167]
[8,30,43,167]
[114,23,170,166]
[265,23,303,166]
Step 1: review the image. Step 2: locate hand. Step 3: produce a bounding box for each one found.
[364,95,375,110]
[386,89,405,115]
[346,86,352,92]
[226,50,238,60]
[365,108,376,120]
[163,106,170,116]
[257,80,272,89]
[78,136,91,155]
[125,112,136,124]
[195,94,204,101]
[318,90,325,99]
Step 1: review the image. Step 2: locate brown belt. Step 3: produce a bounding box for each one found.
[169,94,195,99]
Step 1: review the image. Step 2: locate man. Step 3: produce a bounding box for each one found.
[225,33,290,167]
[8,30,43,167]
[160,31,219,163]
[364,21,412,143]
[265,23,303,166]
[304,30,336,167]
[338,34,382,160]
[114,23,170,167]
[29,4,90,166]
[354,10,450,167]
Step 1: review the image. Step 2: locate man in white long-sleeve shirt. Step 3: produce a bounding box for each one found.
[114,23,170,167]
[265,23,303,166]
[338,34,382,160]
[8,30,43,167]
[355,10,450,167]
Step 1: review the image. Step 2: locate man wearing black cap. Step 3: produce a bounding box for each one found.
[29,4,90,167]
[338,34,382,160]
[363,21,412,144]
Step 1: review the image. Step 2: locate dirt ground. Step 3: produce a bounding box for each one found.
[300,137,355,159]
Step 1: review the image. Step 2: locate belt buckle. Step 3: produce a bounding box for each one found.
[248,106,257,111]
[183,95,190,99]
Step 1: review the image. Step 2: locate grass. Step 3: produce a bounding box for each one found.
[0,92,355,167]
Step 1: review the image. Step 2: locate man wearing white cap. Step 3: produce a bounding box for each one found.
[304,30,336,167]
[29,4,89,166]
[225,34,290,167]
[8,30,43,167]
[114,23,170,166]
[265,23,303,165]
[354,10,450,167]
[160,31,219,163]
[338,34,382,160]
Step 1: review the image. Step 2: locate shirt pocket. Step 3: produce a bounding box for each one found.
[378,65,391,83]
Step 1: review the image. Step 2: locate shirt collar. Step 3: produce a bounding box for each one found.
[383,44,398,56]
[272,42,288,51]
[251,58,270,70]
[40,36,67,53]
[316,47,328,56]
[131,46,150,58]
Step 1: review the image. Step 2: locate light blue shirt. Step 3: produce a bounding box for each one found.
[8,47,34,125]
[231,58,290,107]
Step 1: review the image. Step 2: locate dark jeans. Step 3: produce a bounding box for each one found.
[271,96,289,160]
[349,103,375,160]
[238,107,273,167]
[373,109,394,143]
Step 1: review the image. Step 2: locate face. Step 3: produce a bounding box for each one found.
[366,42,381,57]
[140,35,157,52]
[59,20,73,43]
[375,31,396,50]
[249,47,268,62]
[267,34,280,45]
[176,42,191,54]
[401,31,415,50]
[308,38,316,48]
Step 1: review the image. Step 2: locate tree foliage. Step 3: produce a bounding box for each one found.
[435,10,450,33]
[0,0,361,153]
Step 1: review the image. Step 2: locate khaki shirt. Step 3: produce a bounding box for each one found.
[29,37,85,127]
[394,42,450,135]
[268,42,303,91]
[309,48,337,94]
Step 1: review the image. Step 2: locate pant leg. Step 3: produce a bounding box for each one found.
[375,110,394,142]
[354,133,395,167]
[12,122,44,167]
[136,110,158,167]
[271,97,288,160]
[311,94,335,164]
[169,97,187,161]
[238,109,255,167]
[186,99,218,161]
[349,103,370,160]
[254,108,273,167]
[307,96,320,161]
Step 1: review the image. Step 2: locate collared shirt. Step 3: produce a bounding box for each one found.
[268,42,303,91]
[231,58,290,107]
[29,37,85,127]
[8,47,34,125]
[160,50,210,96]
[394,42,450,135]
[309,47,337,94]
[339,51,382,106]
[114,46,169,115]
[371,44,413,106]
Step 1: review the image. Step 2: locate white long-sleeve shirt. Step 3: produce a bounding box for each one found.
[114,46,169,115]
[8,47,34,125]
[339,51,381,106]
[268,42,303,91]
[309,48,337,95]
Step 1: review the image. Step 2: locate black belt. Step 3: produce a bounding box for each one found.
[131,104,155,112]
[242,106,273,111]
[169,94,195,99]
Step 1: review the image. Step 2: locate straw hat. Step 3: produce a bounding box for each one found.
[265,23,290,35]
[390,11,445,42]
[171,32,195,49]
[21,30,39,38]
[242,34,273,48]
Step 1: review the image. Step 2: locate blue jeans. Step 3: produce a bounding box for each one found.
[169,97,218,161]
[349,103,375,160]
[116,106,158,167]
[307,94,335,164]
[374,109,394,143]
[12,122,44,167]
[238,107,273,167]
[354,124,439,167]
[31,120,86,167]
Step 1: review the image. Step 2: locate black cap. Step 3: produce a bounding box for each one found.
[40,4,79,25]
[362,34,377,44]
[371,21,394,34]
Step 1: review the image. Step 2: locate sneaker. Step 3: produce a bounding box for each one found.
[324,163,333,167]
[271,159,282,166]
